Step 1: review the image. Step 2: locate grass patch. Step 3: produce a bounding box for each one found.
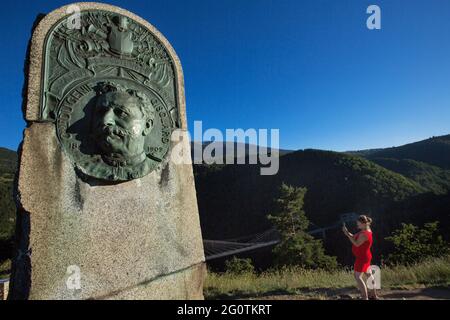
[0,259,11,280]
[204,255,450,299]
[382,255,450,288]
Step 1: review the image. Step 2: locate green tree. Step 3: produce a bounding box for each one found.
[268,183,337,269]
[386,221,449,265]
[224,257,255,275]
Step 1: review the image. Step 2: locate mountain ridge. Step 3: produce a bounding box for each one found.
[349,134,450,170]
[1,134,449,265]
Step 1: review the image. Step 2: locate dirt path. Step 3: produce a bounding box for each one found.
[246,286,450,300]
[375,287,450,300]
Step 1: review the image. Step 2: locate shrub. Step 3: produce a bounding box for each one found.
[225,257,255,275]
[385,221,449,265]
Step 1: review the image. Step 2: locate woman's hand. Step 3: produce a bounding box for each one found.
[342,225,353,238]
[342,225,349,235]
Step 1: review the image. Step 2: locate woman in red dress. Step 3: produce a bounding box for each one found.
[343,215,378,300]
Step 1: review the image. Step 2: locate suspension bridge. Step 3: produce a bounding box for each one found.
[203,212,358,261]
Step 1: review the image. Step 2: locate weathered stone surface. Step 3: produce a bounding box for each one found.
[9,2,205,300]
[102,263,206,300]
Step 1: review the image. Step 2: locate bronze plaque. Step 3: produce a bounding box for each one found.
[42,11,178,181]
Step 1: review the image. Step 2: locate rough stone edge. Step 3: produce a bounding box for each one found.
[25,2,188,129]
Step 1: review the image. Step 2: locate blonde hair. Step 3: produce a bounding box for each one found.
[358,215,373,225]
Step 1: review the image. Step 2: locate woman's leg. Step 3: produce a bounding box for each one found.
[354,271,368,300]
[365,271,379,299]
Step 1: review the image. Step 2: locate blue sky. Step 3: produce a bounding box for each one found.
[1,0,449,151]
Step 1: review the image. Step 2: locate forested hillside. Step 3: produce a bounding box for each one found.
[0,135,449,266]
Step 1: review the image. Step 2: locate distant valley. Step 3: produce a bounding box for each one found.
[1,135,449,267]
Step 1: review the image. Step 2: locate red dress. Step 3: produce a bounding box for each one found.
[352,230,373,273]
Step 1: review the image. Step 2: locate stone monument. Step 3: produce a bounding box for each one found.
[9,2,205,299]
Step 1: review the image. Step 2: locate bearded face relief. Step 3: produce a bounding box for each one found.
[93,83,154,166]
[55,79,173,181]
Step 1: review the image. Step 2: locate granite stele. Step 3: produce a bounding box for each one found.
[8,2,206,300]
